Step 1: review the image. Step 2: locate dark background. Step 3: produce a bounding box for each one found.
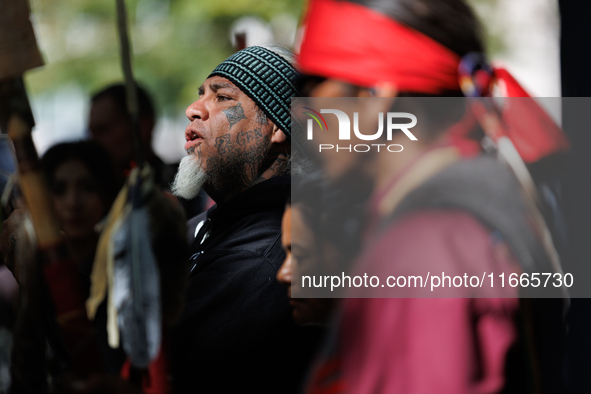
[559,0,591,392]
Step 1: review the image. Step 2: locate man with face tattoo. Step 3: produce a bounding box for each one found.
[169,45,320,393]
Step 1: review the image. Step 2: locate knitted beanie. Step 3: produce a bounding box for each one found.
[208,46,298,138]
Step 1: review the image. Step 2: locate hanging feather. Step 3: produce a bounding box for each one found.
[88,162,187,375]
[111,169,161,368]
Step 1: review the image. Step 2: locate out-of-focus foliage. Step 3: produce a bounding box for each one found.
[23,0,509,118]
[467,0,507,57]
[25,0,304,116]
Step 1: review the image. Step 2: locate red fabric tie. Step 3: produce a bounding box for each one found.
[298,0,461,94]
[297,0,570,162]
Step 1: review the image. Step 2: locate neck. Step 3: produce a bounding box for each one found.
[253,151,290,185]
[67,234,99,276]
[207,151,290,204]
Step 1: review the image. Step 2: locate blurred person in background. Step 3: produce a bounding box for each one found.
[169,44,321,393]
[294,0,567,392]
[278,172,364,327]
[1,140,120,292]
[0,141,124,383]
[41,141,121,279]
[89,84,165,184]
[278,174,338,327]
[2,137,188,392]
[89,83,205,218]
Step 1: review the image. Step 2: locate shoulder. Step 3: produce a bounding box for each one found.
[372,210,493,257]
[209,211,285,266]
[361,209,519,282]
[188,207,285,271]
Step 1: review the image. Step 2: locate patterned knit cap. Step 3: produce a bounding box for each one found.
[208,46,298,138]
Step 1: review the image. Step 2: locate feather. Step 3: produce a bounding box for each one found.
[111,177,161,368]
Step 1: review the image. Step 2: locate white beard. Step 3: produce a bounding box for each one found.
[171,154,208,199]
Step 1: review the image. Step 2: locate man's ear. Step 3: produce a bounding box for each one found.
[270,123,288,144]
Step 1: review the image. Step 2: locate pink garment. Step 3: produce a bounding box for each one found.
[328,211,520,394]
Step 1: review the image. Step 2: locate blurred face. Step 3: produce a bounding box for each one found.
[278,205,333,326]
[182,76,275,202]
[89,96,134,170]
[51,159,105,240]
[297,78,389,181]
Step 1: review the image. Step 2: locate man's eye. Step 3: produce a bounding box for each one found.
[217,95,231,102]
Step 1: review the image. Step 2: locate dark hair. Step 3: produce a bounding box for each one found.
[41,141,122,210]
[297,0,484,98]
[345,0,484,57]
[91,83,156,121]
[290,171,365,262]
[290,172,324,228]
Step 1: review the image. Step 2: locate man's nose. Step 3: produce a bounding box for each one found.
[186,98,208,121]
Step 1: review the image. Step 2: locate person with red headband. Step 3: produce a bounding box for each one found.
[294,0,568,393]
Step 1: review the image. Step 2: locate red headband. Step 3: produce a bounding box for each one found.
[297,0,570,162]
[297,0,461,94]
